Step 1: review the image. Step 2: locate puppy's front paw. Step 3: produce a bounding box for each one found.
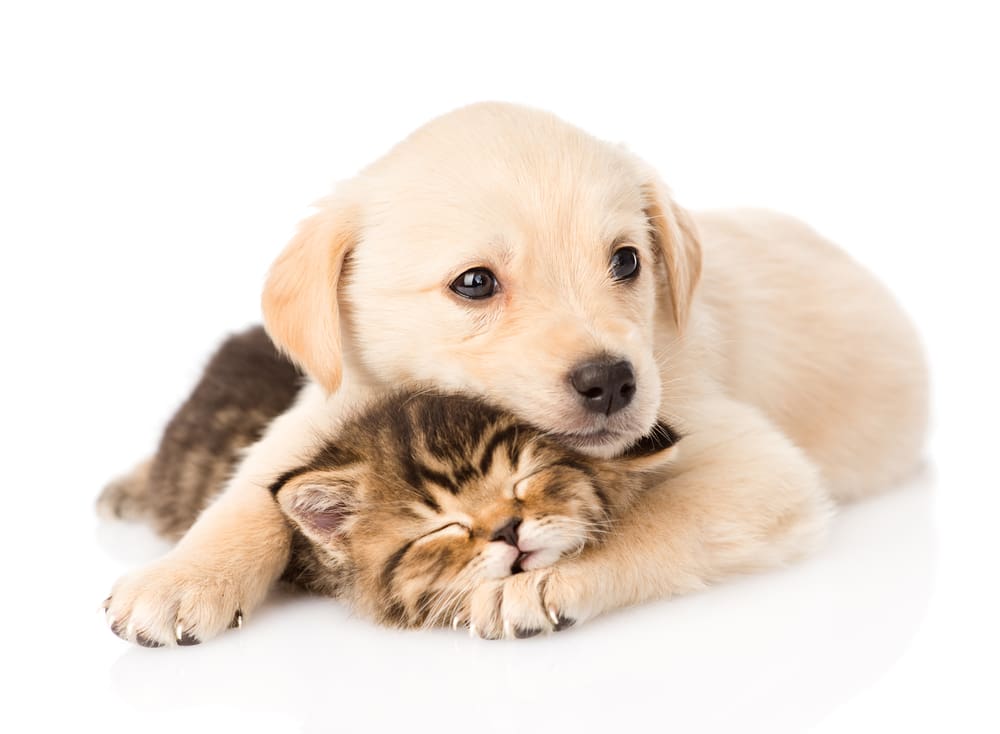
[103,556,245,648]
[466,567,585,640]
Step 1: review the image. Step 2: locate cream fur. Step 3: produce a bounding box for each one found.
[104,102,927,644]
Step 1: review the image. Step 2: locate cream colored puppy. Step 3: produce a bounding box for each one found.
[104,103,928,643]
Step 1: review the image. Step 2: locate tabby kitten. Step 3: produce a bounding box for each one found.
[272,390,679,632]
[99,327,679,636]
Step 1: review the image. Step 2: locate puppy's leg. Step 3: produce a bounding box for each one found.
[104,383,336,647]
[467,397,836,638]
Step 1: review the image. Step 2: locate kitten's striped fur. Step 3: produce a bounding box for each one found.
[99,327,678,631]
[98,327,304,539]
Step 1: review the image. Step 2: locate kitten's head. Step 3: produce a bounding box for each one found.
[272,392,678,629]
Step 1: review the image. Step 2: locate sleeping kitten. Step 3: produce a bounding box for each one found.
[99,327,679,639]
[271,388,679,633]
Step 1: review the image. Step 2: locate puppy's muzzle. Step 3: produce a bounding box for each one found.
[570,358,636,416]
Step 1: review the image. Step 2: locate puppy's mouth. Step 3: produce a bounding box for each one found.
[549,427,642,457]
[552,421,679,457]
[551,429,622,451]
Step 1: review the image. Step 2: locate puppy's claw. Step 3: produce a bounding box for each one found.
[175,622,200,646]
[230,610,243,630]
[553,616,575,631]
[135,631,163,648]
[553,613,576,631]
[514,626,542,639]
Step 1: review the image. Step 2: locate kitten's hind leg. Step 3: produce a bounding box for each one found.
[97,459,153,523]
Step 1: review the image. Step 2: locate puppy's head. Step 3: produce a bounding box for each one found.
[263,103,701,457]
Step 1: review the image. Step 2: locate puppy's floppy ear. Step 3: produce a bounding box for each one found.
[262,195,358,394]
[641,177,703,330]
[273,470,358,546]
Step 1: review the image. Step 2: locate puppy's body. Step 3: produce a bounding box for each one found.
[692,208,927,499]
[103,103,927,644]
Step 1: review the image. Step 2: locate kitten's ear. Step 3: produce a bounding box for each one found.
[273,471,358,546]
[617,422,682,470]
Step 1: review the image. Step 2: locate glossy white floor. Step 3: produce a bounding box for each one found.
[3,3,997,732]
[87,468,939,733]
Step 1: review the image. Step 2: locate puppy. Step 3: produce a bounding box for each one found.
[103,102,928,644]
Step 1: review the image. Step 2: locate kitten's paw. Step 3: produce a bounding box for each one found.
[103,556,245,647]
[466,567,584,640]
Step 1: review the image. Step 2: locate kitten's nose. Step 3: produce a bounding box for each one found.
[490,517,522,547]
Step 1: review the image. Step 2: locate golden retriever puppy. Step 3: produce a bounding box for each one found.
[103,102,928,644]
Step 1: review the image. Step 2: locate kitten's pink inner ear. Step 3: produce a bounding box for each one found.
[300,501,349,534]
[279,482,355,541]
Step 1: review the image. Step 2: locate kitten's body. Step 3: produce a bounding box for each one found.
[100,328,676,633]
[99,327,303,539]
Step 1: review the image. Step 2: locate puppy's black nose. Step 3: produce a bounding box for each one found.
[570,359,636,415]
[490,517,522,547]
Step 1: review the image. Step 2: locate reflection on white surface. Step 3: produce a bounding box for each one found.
[95,470,934,734]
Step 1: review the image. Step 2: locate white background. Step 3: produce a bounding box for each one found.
[2,1,997,732]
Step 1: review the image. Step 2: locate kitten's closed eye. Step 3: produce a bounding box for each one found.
[416,522,471,544]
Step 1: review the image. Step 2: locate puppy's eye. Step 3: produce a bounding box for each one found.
[610,247,640,281]
[450,268,498,299]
